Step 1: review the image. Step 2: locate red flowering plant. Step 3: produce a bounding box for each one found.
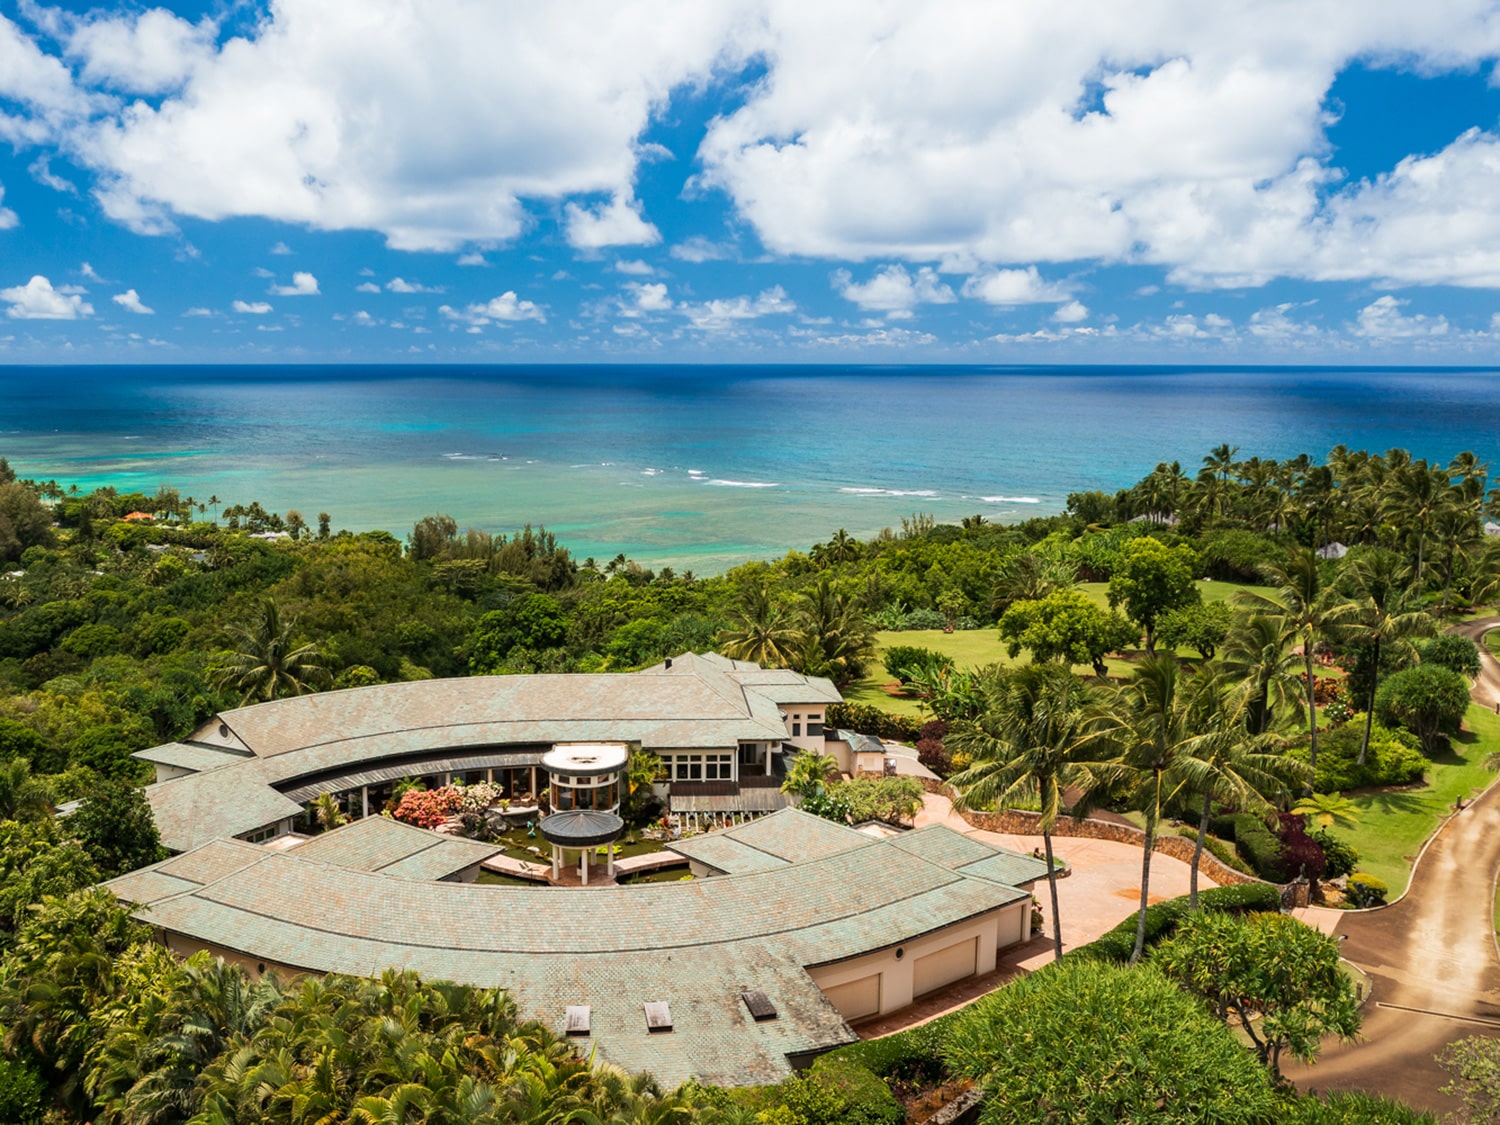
[392,786,464,829]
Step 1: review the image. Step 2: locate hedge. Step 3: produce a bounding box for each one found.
[1210,813,1285,882]
[1069,882,1283,965]
[825,702,923,743]
[820,1011,958,1086]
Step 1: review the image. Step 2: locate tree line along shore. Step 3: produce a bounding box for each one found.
[1,444,1499,1124]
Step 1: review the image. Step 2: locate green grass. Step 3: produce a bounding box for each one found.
[1076,579,1272,610]
[844,580,1277,717]
[1485,629,1500,659]
[1338,703,1499,897]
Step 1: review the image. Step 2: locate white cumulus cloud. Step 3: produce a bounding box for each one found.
[268,271,319,296]
[680,286,795,330]
[832,265,954,315]
[386,277,441,293]
[1350,295,1450,339]
[112,288,153,314]
[232,300,273,314]
[564,193,661,249]
[962,267,1073,306]
[439,291,546,325]
[1,275,93,319]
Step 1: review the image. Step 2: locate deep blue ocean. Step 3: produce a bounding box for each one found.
[3,364,1498,571]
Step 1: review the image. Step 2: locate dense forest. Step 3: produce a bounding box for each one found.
[1,443,1497,1124]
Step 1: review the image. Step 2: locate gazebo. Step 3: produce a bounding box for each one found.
[538,743,628,884]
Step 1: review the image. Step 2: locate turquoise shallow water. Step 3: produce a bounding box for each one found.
[3,364,1499,572]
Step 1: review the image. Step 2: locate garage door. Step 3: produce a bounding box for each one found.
[913,936,978,998]
[821,974,882,1021]
[999,903,1028,948]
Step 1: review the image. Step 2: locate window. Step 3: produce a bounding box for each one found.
[739,744,759,765]
[791,713,802,737]
[807,712,824,737]
[663,753,734,782]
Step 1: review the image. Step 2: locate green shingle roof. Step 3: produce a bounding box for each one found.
[286,817,500,880]
[139,658,840,851]
[107,809,1033,1087]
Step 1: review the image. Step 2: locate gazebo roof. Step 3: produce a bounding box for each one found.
[538,810,625,847]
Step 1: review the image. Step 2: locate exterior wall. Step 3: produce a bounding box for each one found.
[153,762,195,783]
[781,705,828,754]
[162,933,306,981]
[825,738,854,775]
[806,903,1025,1020]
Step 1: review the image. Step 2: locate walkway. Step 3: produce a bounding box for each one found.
[1287,615,1500,1114]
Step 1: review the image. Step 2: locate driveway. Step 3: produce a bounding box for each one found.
[916,793,1216,972]
[1286,615,1500,1114]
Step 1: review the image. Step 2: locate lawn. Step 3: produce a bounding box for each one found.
[1339,703,1500,897]
[844,579,1278,718]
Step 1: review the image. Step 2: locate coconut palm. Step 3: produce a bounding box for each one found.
[791,576,876,687]
[946,664,1112,961]
[1174,667,1305,909]
[1089,656,1241,964]
[1235,549,1360,777]
[1341,549,1433,764]
[1220,613,1302,737]
[716,584,798,668]
[216,599,329,704]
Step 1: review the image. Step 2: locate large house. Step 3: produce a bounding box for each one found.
[110,654,1049,1086]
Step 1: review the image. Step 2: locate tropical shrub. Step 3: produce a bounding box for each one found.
[1375,664,1471,753]
[882,644,953,685]
[1346,872,1389,907]
[1153,911,1361,1075]
[1156,601,1233,659]
[1275,812,1327,883]
[944,959,1279,1123]
[825,702,923,743]
[0,1056,43,1125]
[840,776,924,826]
[1311,829,1358,879]
[1073,883,1282,964]
[1287,721,1428,791]
[1417,634,1482,678]
[898,609,948,631]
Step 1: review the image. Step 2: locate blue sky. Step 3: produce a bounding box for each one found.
[3,1,1500,363]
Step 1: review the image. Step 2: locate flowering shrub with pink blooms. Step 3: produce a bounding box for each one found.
[392,786,464,829]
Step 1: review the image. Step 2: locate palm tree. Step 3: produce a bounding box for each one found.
[0,757,52,820]
[1220,613,1302,737]
[1174,667,1304,908]
[780,750,840,798]
[311,793,347,833]
[216,599,329,704]
[947,664,1111,960]
[791,576,875,687]
[717,585,797,668]
[1341,549,1433,763]
[1386,461,1451,582]
[1235,549,1360,777]
[1090,656,1235,964]
[207,495,220,525]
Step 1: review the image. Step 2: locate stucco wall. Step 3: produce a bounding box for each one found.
[806,902,1027,1020]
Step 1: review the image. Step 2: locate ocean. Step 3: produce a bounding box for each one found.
[3,364,1499,573]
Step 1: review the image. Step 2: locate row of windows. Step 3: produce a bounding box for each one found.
[661,753,734,781]
[788,712,824,738]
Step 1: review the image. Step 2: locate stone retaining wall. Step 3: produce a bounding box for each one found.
[922,777,1264,888]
